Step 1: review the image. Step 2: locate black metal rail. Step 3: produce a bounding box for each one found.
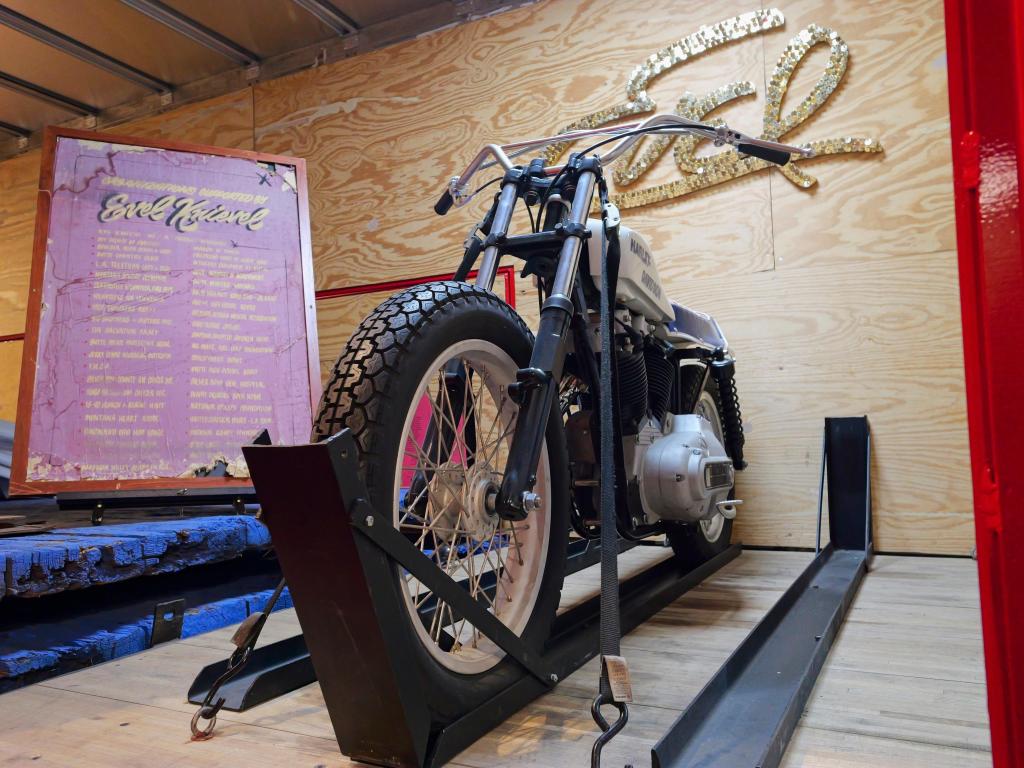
[651,416,872,768]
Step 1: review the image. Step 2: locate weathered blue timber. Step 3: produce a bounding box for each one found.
[0,515,271,599]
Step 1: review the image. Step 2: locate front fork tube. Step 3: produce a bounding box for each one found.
[495,170,597,521]
[495,298,574,520]
[474,181,519,291]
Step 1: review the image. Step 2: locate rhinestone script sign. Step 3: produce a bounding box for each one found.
[544,9,883,208]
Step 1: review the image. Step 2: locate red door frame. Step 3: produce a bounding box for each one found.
[943,0,1024,764]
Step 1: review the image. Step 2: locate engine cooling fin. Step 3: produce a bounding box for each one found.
[644,346,674,422]
[615,349,647,433]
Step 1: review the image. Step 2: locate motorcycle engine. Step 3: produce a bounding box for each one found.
[569,309,736,526]
[636,413,734,524]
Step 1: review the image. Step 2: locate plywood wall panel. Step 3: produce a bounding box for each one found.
[690,250,972,551]
[259,0,966,553]
[0,340,22,421]
[118,89,256,151]
[253,0,777,290]
[0,151,40,338]
[0,0,969,552]
[766,0,955,267]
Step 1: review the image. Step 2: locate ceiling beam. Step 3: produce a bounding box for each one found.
[290,0,359,36]
[0,119,29,139]
[118,0,260,67]
[0,0,538,162]
[0,70,97,116]
[0,3,171,92]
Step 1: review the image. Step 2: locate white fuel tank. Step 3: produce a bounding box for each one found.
[586,220,674,323]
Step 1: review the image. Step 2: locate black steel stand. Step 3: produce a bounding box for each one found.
[240,428,737,768]
[186,536,635,713]
[651,416,873,768]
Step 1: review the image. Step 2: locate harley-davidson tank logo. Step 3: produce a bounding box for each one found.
[544,9,883,209]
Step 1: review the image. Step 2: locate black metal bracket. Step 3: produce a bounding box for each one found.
[348,497,557,686]
[241,428,737,768]
[651,416,872,768]
[188,634,315,712]
[151,598,185,646]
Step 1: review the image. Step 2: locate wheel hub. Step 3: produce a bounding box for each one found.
[465,463,501,542]
[430,461,500,544]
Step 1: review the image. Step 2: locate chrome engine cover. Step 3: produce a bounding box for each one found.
[639,413,734,523]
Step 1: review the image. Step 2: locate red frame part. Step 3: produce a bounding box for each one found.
[944,0,1024,764]
[315,264,517,309]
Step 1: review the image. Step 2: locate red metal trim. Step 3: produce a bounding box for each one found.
[943,0,1024,765]
[314,264,517,306]
[0,332,25,343]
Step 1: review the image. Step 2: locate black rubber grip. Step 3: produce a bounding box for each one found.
[736,142,791,166]
[434,190,454,215]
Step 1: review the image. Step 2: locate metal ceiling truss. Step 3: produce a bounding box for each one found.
[0,0,537,162]
[290,0,359,36]
[0,70,97,116]
[0,3,170,92]
[0,119,29,140]
[118,0,260,68]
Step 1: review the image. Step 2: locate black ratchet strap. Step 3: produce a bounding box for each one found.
[591,175,630,768]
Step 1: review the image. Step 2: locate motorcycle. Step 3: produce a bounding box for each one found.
[312,113,811,720]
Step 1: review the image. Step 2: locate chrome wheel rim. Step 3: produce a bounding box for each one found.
[695,390,727,544]
[393,339,551,674]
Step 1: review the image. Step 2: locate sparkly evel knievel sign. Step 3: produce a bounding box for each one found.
[544,9,883,208]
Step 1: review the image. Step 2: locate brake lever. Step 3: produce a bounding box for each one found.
[713,124,814,164]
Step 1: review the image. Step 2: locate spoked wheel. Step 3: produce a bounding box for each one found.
[667,379,735,563]
[312,281,569,722]
[397,339,550,675]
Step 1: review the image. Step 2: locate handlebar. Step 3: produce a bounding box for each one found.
[434,189,455,215]
[435,113,813,214]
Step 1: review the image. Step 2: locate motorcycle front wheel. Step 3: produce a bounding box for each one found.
[312,280,569,724]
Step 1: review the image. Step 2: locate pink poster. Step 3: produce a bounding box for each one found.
[14,131,316,491]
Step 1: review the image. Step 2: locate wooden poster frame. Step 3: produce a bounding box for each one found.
[10,126,320,495]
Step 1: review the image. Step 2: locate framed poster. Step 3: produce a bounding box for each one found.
[10,127,319,495]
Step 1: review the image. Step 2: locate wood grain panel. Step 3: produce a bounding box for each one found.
[0,0,968,551]
[767,0,955,267]
[688,249,971,553]
[116,88,256,151]
[0,339,21,422]
[253,0,776,290]
[0,151,40,337]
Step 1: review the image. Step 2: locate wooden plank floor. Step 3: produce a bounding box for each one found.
[0,549,991,767]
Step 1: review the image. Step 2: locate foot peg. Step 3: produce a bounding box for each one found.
[715,499,743,520]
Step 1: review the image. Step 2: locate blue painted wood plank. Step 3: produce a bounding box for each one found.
[0,585,292,683]
[0,516,272,599]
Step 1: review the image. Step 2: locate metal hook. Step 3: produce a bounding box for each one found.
[590,693,631,768]
[190,697,224,741]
